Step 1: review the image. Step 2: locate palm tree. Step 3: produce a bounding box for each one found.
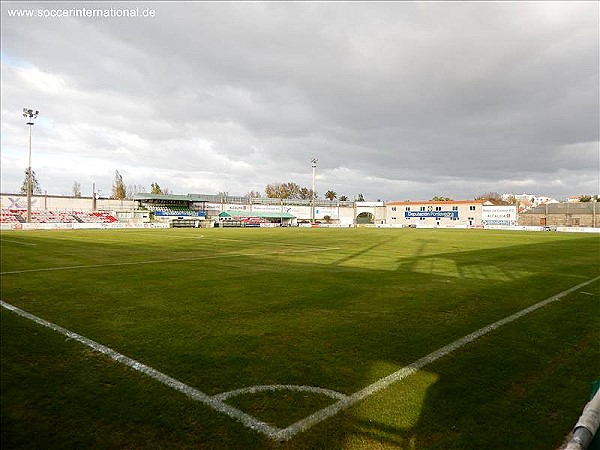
[325,190,337,201]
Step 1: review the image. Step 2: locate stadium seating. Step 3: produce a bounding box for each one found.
[1,209,23,223]
[0,209,118,224]
[145,204,196,216]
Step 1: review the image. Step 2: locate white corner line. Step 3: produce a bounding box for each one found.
[271,275,600,441]
[1,275,598,441]
[0,300,281,438]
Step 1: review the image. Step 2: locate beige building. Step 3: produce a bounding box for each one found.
[386,200,484,228]
[518,202,599,228]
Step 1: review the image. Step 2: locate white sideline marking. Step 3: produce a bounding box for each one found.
[1,275,598,441]
[273,274,600,440]
[1,239,37,246]
[0,300,280,438]
[0,246,341,276]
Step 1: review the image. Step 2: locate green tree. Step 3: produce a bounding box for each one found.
[339,195,349,202]
[298,186,315,200]
[325,190,337,201]
[431,196,453,201]
[150,182,163,195]
[579,195,592,202]
[20,169,42,195]
[111,170,126,200]
[72,181,82,198]
[356,193,365,202]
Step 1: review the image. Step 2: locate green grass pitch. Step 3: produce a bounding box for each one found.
[1,227,598,449]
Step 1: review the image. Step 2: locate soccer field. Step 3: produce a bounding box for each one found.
[1,227,598,449]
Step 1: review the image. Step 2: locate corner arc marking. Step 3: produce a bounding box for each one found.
[213,384,348,402]
[2,275,598,441]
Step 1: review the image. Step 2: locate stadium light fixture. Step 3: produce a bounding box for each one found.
[311,158,318,223]
[23,108,39,223]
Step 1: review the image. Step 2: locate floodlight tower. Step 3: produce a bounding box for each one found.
[311,158,318,223]
[23,108,39,223]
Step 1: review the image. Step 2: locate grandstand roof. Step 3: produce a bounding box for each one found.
[219,211,296,219]
[133,193,353,207]
[134,193,194,202]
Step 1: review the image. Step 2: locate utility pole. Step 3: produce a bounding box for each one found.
[23,108,39,223]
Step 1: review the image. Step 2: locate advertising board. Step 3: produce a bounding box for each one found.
[482,206,517,226]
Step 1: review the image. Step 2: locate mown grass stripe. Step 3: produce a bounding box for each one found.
[274,275,600,440]
[1,275,597,441]
[0,300,281,437]
[0,246,341,275]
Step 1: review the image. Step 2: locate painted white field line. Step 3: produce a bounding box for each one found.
[1,239,37,246]
[2,276,597,441]
[214,384,348,402]
[272,274,600,440]
[0,300,280,437]
[0,246,341,276]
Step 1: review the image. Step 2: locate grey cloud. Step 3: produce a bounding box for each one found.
[1,1,597,200]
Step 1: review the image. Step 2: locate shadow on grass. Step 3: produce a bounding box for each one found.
[1,229,599,449]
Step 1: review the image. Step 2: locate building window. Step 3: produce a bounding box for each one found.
[391,217,397,220]
[435,206,442,211]
[452,206,458,211]
[391,207,397,211]
[405,207,411,211]
[420,217,426,221]
[420,206,426,211]
[469,206,476,211]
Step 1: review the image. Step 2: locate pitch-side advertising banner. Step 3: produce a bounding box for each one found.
[482,206,517,226]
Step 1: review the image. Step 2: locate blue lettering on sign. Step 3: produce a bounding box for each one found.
[405,211,459,218]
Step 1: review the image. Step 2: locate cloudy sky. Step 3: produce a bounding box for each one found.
[1,1,598,201]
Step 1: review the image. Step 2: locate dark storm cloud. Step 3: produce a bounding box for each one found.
[1,1,597,200]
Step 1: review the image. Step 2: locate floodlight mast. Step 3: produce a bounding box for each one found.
[311,158,318,223]
[23,108,39,223]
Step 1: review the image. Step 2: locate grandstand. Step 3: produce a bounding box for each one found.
[0,209,117,224]
[2,192,599,231]
[145,204,198,217]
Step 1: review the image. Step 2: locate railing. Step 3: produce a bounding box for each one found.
[563,388,600,450]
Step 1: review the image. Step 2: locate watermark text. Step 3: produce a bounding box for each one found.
[6,7,156,19]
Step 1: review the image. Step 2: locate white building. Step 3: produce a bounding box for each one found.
[386,200,484,228]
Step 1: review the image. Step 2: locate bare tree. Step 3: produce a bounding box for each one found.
[72,181,82,197]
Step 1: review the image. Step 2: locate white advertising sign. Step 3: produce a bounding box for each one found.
[482,206,517,226]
